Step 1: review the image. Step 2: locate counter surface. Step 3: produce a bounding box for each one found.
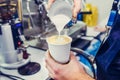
[0,47,49,80]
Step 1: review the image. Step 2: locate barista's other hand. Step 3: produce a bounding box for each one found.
[45,51,91,80]
[94,26,107,32]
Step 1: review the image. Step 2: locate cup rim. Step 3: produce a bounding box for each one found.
[46,35,72,45]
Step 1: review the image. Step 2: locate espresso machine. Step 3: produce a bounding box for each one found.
[22,0,87,50]
[0,0,30,69]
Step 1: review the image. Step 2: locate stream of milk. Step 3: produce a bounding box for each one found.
[50,14,70,40]
[50,14,70,41]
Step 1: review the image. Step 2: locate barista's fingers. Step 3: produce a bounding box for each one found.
[72,0,81,18]
[47,0,55,10]
[46,64,54,74]
[48,73,55,79]
[73,6,81,17]
[72,9,78,19]
[46,64,55,79]
[45,51,60,74]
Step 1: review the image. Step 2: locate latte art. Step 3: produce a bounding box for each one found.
[47,35,71,45]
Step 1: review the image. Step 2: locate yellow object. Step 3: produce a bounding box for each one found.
[83,3,98,27]
[18,0,22,21]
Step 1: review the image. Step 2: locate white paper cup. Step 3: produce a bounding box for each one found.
[46,35,72,64]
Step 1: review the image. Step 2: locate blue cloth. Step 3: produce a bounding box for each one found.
[95,13,120,80]
[107,0,119,27]
[107,10,117,26]
[80,39,101,70]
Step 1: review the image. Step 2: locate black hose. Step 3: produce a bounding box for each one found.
[0,71,25,80]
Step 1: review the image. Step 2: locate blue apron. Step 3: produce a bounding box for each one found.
[95,3,120,80]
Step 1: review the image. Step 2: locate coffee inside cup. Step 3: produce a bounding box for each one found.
[47,35,72,45]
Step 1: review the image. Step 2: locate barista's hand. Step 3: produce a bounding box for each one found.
[45,51,94,80]
[72,0,81,19]
[94,25,107,32]
[47,0,55,10]
[47,0,81,18]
